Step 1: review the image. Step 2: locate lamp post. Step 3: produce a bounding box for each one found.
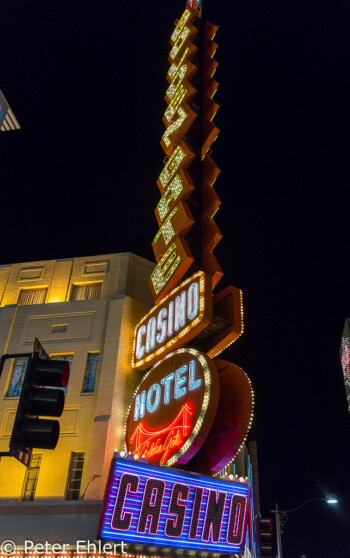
[272,495,338,558]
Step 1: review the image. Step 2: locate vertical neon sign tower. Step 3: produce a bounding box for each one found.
[150,0,222,302]
[121,3,255,553]
[129,0,253,474]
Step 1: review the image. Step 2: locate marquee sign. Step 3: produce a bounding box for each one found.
[97,454,250,556]
[132,271,212,370]
[126,348,219,466]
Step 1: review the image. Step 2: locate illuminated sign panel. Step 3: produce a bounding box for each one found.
[340,318,350,413]
[97,455,250,556]
[132,271,212,370]
[0,90,20,131]
[185,360,254,474]
[207,286,244,358]
[126,349,219,466]
[125,3,254,477]
[149,9,199,302]
[0,91,9,127]
[149,7,223,302]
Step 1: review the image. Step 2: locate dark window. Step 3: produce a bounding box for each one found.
[22,454,42,501]
[51,324,67,333]
[82,353,99,393]
[65,452,84,500]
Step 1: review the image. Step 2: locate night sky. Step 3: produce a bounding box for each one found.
[1,1,350,557]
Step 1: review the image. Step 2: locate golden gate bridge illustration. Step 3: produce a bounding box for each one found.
[130,403,193,464]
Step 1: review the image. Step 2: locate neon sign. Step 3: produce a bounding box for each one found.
[131,403,193,464]
[125,348,219,467]
[149,8,199,302]
[0,90,20,131]
[124,2,254,477]
[148,5,223,302]
[0,91,8,127]
[184,360,254,473]
[340,319,350,413]
[97,455,250,556]
[132,271,212,370]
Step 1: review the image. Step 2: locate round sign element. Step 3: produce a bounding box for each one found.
[184,360,254,474]
[125,348,219,467]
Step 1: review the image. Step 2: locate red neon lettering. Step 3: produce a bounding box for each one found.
[137,478,165,534]
[189,487,204,539]
[111,473,139,531]
[130,403,193,464]
[202,490,226,542]
[227,495,247,544]
[165,483,190,538]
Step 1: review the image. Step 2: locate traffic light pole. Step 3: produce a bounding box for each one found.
[0,339,70,465]
[274,503,283,558]
[0,352,32,377]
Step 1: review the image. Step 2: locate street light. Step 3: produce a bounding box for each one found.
[326,494,338,504]
[272,495,338,558]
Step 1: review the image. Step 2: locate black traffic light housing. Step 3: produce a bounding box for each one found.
[9,338,70,466]
[259,515,277,557]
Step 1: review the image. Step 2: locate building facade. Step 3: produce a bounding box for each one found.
[0,252,155,544]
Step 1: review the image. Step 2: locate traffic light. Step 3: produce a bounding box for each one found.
[9,338,70,466]
[259,516,276,557]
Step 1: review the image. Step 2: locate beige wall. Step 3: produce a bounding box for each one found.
[0,252,154,308]
[0,252,153,501]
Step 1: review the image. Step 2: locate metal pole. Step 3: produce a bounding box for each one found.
[0,353,31,378]
[275,503,283,558]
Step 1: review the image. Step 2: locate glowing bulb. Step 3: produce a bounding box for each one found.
[326,494,338,504]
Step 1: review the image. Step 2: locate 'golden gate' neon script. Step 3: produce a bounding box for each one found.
[150,7,199,302]
[132,271,212,370]
[130,403,193,464]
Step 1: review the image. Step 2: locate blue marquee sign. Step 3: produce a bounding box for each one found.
[97,454,250,555]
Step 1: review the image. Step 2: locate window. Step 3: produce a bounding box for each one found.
[51,324,67,333]
[22,454,42,501]
[18,288,48,305]
[6,358,28,397]
[70,283,102,301]
[65,452,84,500]
[82,353,99,393]
[50,354,73,394]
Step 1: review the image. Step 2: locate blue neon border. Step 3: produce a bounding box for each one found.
[97,455,250,555]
